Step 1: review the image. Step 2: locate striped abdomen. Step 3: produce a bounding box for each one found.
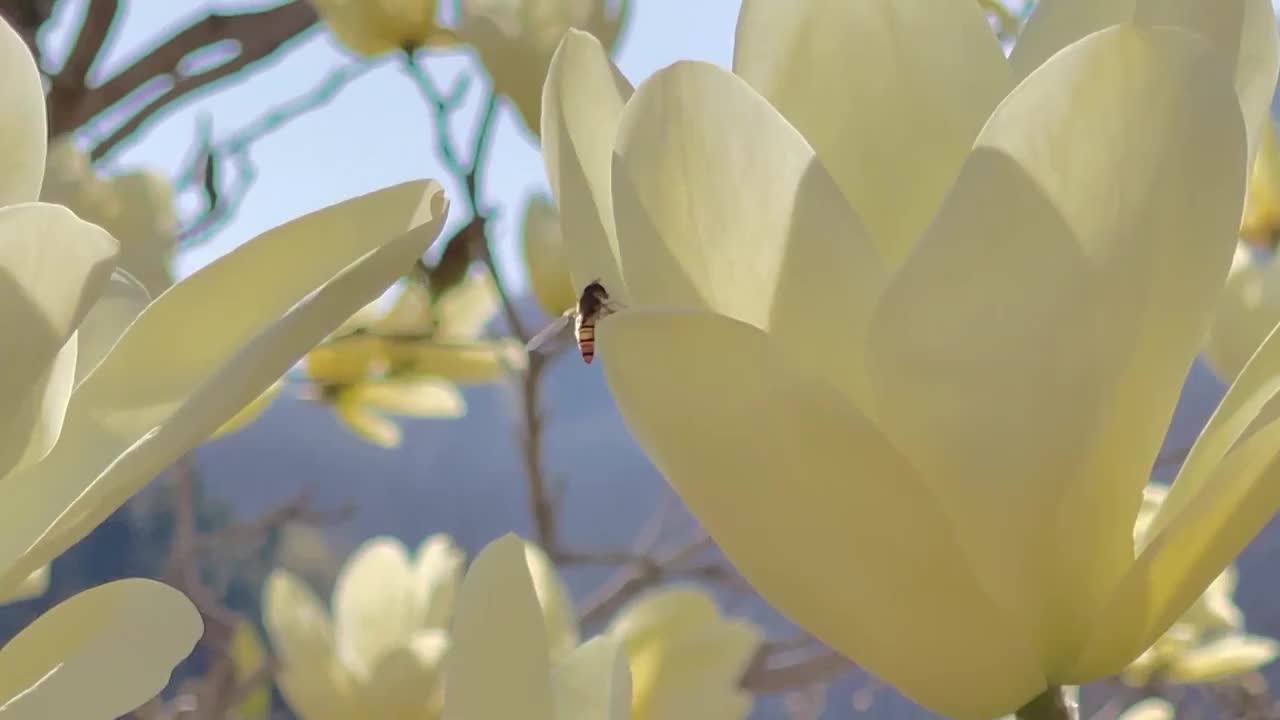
[574,313,596,364]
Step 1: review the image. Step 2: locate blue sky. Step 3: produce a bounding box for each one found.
[45,0,742,297]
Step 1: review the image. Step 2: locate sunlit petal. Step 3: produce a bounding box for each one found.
[332,537,416,674]
[0,16,47,205]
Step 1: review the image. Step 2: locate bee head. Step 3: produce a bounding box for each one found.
[582,279,609,301]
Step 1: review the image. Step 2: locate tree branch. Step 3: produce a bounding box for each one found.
[70,2,319,154]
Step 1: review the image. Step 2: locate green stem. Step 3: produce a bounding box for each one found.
[1015,687,1079,720]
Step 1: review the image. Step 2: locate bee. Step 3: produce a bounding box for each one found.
[526,280,624,363]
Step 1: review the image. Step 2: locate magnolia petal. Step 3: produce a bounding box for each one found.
[1069,418,1280,678]
[0,579,200,720]
[1115,698,1175,720]
[352,377,465,418]
[385,339,525,380]
[612,60,884,405]
[335,398,403,448]
[866,26,1245,673]
[1012,0,1278,161]
[0,181,448,594]
[607,587,761,719]
[412,534,464,629]
[0,16,47,205]
[0,565,48,606]
[522,194,578,319]
[74,269,150,389]
[551,636,632,720]
[363,629,450,718]
[541,29,634,301]
[444,534,554,720]
[733,0,1014,266]
[598,309,1044,720]
[332,537,416,675]
[1166,634,1280,682]
[262,570,356,720]
[210,380,283,439]
[0,335,76,482]
[432,269,499,341]
[523,541,580,662]
[0,204,117,455]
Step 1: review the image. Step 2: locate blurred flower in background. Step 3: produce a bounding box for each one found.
[308,0,458,57]
[295,270,523,447]
[263,534,464,719]
[1121,484,1279,686]
[522,193,577,320]
[39,137,178,296]
[540,0,1279,716]
[459,0,626,136]
[267,532,760,719]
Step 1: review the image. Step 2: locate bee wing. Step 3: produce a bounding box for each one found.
[525,311,574,353]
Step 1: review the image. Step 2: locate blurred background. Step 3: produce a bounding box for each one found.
[5,1,1280,718]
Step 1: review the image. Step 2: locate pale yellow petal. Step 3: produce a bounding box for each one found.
[0,15,47,205]
[612,60,884,406]
[311,0,454,56]
[373,280,432,336]
[412,533,465,629]
[262,570,357,720]
[0,204,118,477]
[335,398,403,448]
[1012,0,1278,160]
[1070,412,1280,679]
[352,377,465,418]
[432,269,499,341]
[384,338,524,380]
[866,26,1245,674]
[522,193,577,319]
[363,629,449,718]
[306,334,391,386]
[551,636,631,720]
[74,268,150,388]
[1166,634,1280,682]
[541,29,633,301]
[607,587,761,720]
[598,309,1044,720]
[0,181,448,595]
[210,380,283,439]
[227,620,271,720]
[332,537,416,674]
[523,541,579,662]
[444,534,554,720]
[733,0,1014,266]
[0,566,48,606]
[1115,698,1175,720]
[0,579,200,720]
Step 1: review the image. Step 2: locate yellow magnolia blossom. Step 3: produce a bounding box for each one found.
[40,137,178,296]
[0,11,450,718]
[264,534,464,719]
[1116,698,1176,720]
[1203,243,1280,383]
[1241,119,1280,249]
[298,270,522,447]
[540,0,1280,716]
[522,193,577,319]
[458,0,626,136]
[444,534,631,720]
[1121,485,1278,686]
[308,0,457,57]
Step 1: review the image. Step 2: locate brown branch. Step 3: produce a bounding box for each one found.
[740,646,853,694]
[66,2,319,152]
[57,0,119,86]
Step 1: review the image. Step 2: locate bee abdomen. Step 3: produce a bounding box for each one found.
[575,316,596,364]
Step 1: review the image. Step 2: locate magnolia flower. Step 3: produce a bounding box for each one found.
[263,534,465,719]
[444,534,631,720]
[40,137,178,295]
[540,0,1280,716]
[0,12,449,717]
[308,0,457,57]
[458,0,625,136]
[297,270,521,447]
[1121,485,1278,686]
[522,193,577,319]
[1203,243,1280,385]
